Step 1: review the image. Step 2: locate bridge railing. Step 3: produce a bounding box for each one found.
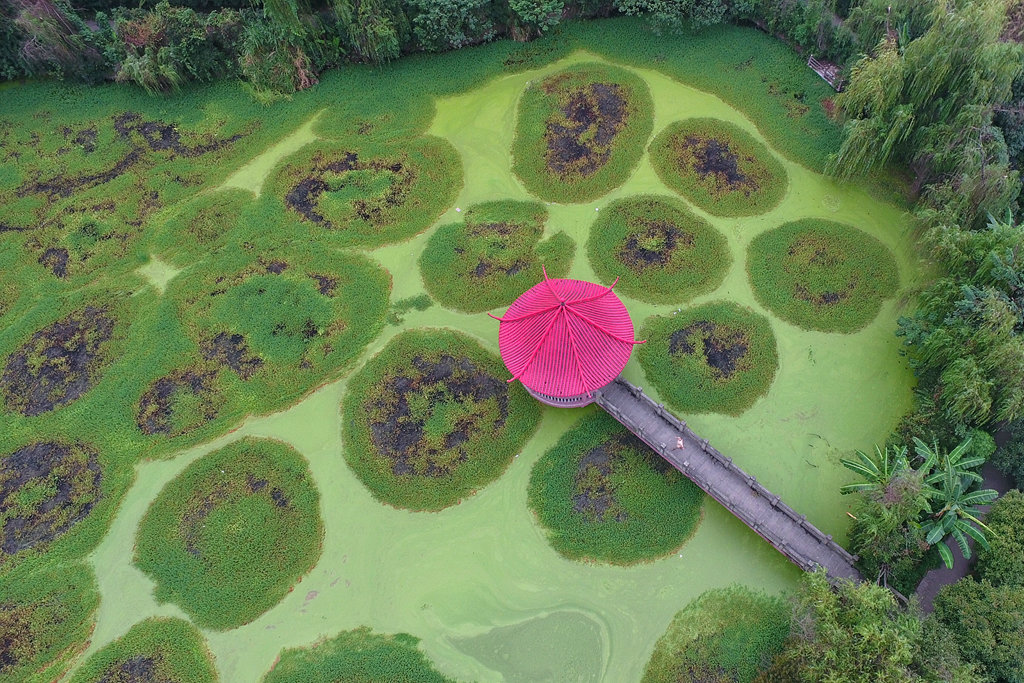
[596,379,858,568]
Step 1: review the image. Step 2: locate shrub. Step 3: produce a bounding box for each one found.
[419,200,574,313]
[135,437,324,630]
[642,586,789,683]
[342,329,541,511]
[586,194,730,304]
[649,117,788,217]
[527,411,703,564]
[934,577,1024,683]
[747,219,900,333]
[637,301,778,415]
[976,490,1024,588]
[511,61,654,203]
[264,627,452,682]
[68,617,217,683]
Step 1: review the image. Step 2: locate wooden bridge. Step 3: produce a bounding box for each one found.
[594,378,862,585]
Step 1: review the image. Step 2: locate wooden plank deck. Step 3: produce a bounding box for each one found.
[595,378,861,584]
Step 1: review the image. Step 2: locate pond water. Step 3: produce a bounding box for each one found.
[82,51,917,681]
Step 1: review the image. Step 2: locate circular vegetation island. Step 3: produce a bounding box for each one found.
[0,440,101,568]
[587,195,730,304]
[528,411,703,564]
[420,200,575,313]
[264,627,452,683]
[747,219,900,332]
[512,62,653,203]
[69,617,217,683]
[342,329,541,511]
[642,586,789,683]
[268,136,461,248]
[650,118,787,216]
[638,302,778,416]
[135,437,323,630]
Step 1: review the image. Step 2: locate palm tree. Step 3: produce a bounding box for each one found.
[839,444,911,495]
[914,436,998,569]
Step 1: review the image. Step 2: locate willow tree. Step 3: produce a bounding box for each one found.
[829,0,1021,226]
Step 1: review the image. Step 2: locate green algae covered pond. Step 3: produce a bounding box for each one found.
[0,19,920,683]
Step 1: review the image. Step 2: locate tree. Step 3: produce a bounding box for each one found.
[916,437,999,569]
[613,0,727,33]
[934,577,1024,683]
[406,0,495,52]
[508,0,564,39]
[760,570,975,682]
[976,490,1024,588]
[839,443,912,495]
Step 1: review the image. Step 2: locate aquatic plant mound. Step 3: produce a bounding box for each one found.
[68,617,217,683]
[528,412,703,564]
[264,627,453,683]
[0,441,101,565]
[512,62,654,203]
[343,329,541,511]
[419,200,574,313]
[587,194,730,304]
[638,302,779,415]
[747,219,900,332]
[150,188,252,267]
[269,137,461,247]
[134,438,324,630]
[642,586,789,683]
[135,245,389,447]
[650,118,787,216]
[0,563,98,682]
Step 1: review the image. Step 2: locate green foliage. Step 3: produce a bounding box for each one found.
[763,570,976,682]
[649,117,788,217]
[68,617,217,683]
[149,188,252,267]
[419,200,574,313]
[509,0,565,37]
[329,0,403,64]
[642,585,789,683]
[406,0,496,52]
[585,194,729,304]
[993,420,1024,485]
[976,490,1024,589]
[0,562,99,683]
[135,437,323,630]
[748,219,899,332]
[265,136,461,248]
[527,411,703,564]
[637,301,778,416]
[934,577,1024,683]
[615,0,728,33]
[342,329,541,511]
[264,627,453,682]
[511,61,654,203]
[898,218,1024,432]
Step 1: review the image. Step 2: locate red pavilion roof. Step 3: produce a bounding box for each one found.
[490,269,642,398]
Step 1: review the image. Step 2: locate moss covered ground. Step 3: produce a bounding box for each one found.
[68,617,217,683]
[134,438,323,630]
[747,219,900,332]
[586,194,730,304]
[649,118,788,216]
[528,411,703,564]
[0,17,920,683]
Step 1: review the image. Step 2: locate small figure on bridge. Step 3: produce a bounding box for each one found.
[675,437,684,450]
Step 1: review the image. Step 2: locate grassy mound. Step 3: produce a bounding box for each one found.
[264,627,453,683]
[419,200,574,313]
[649,118,788,216]
[68,617,217,683]
[0,562,98,683]
[148,188,252,268]
[266,136,461,248]
[642,586,789,683]
[637,302,778,416]
[512,62,654,203]
[527,411,703,564]
[747,219,900,332]
[134,242,389,447]
[342,329,541,511]
[134,437,323,630]
[586,195,730,304]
